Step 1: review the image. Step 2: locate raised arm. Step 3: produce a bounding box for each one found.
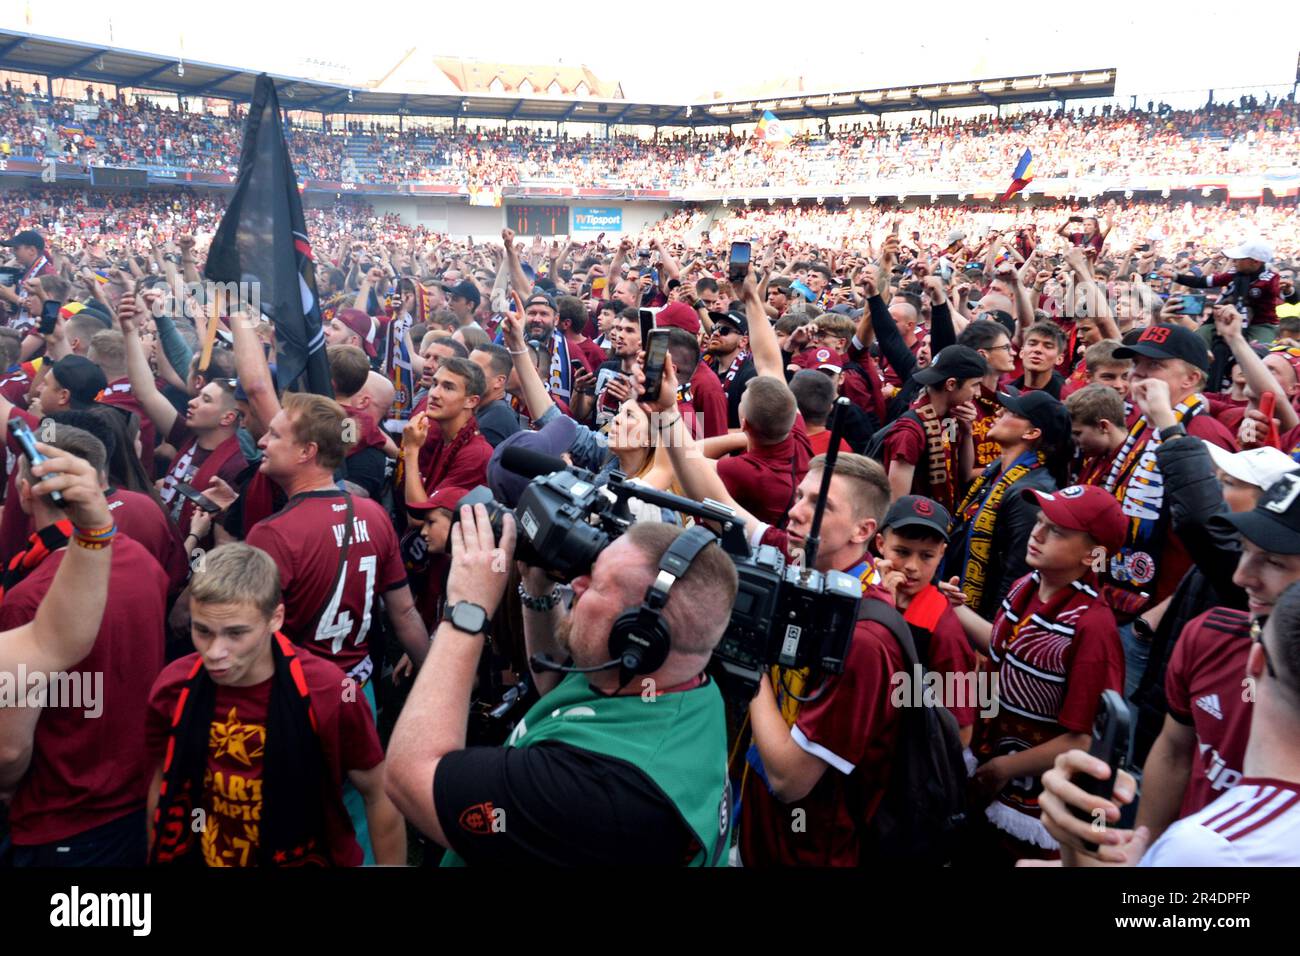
[1215,306,1299,430]
[229,311,282,435]
[119,296,180,437]
[742,270,783,379]
[501,229,532,296]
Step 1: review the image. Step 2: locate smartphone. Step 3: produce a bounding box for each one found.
[1069,689,1132,853]
[1181,294,1206,316]
[728,242,751,284]
[175,481,221,514]
[11,418,67,508]
[1069,216,1083,223]
[39,298,62,335]
[641,329,672,403]
[638,308,656,347]
[1136,243,1151,252]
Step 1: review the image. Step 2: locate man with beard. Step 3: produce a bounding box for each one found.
[703,310,756,430]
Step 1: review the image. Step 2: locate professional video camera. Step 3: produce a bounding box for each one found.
[460,405,863,698]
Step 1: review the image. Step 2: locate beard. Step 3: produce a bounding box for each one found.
[553,615,575,657]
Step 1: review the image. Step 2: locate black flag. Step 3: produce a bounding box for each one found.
[204,73,332,397]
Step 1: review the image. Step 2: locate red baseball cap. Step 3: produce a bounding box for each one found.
[336,308,378,358]
[790,346,848,374]
[656,301,701,336]
[1020,485,1126,554]
[406,485,469,518]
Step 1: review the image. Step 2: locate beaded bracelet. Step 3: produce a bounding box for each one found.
[517,581,562,611]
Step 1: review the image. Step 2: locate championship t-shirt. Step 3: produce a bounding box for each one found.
[145,649,385,867]
[246,490,408,674]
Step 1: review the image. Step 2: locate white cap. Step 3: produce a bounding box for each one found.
[946,229,966,245]
[1223,238,1273,263]
[1206,444,1299,492]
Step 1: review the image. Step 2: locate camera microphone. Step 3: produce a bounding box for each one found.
[529,654,623,675]
[500,446,568,480]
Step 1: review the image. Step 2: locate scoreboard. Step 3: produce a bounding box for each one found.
[506,205,569,236]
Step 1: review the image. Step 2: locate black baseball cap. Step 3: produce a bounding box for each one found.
[997,390,1071,447]
[522,292,557,313]
[50,355,108,408]
[3,229,44,252]
[1114,323,1210,373]
[881,495,951,541]
[710,310,748,335]
[440,278,481,308]
[913,344,988,387]
[1208,470,1300,555]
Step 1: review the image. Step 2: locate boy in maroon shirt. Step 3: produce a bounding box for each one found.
[880,344,986,513]
[0,428,166,866]
[147,543,404,867]
[947,485,1127,863]
[403,356,492,510]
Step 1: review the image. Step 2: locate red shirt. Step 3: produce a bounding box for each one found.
[905,585,977,729]
[417,417,493,497]
[97,378,156,478]
[974,573,1123,846]
[970,384,1003,471]
[246,490,408,673]
[107,486,189,594]
[717,416,812,527]
[569,336,608,377]
[0,364,31,406]
[740,584,905,867]
[0,535,166,844]
[806,429,852,457]
[881,403,959,512]
[1165,607,1253,817]
[145,649,385,867]
[1204,269,1281,326]
[688,361,729,440]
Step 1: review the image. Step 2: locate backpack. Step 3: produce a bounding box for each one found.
[863,408,923,464]
[854,599,968,866]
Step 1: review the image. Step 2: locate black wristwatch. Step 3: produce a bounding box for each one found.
[1158,423,1187,441]
[446,601,490,636]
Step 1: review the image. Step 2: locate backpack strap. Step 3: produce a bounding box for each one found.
[856,597,919,672]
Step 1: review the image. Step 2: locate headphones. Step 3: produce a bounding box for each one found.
[607,524,717,686]
[533,525,717,687]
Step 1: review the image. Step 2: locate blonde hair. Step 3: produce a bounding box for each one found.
[282,391,352,471]
[190,543,282,619]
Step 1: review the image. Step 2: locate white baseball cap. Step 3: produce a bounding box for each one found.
[1206,444,1299,492]
[1223,238,1274,263]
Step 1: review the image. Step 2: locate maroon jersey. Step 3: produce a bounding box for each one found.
[688,361,729,439]
[974,571,1123,852]
[417,416,493,498]
[0,535,166,845]
[1165,607,1253,817]
[246,490,408,675]
[717,415,812,528]
[106,486,189,594]
[740,583,905,867]
[97,378,157,478]
[157,419,246,539]
[146,647,385,867]
[0,363,31,406]
[1200,269,1281,327]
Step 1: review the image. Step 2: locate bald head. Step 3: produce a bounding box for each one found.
[889,299,919,338]
[361,371,396,422]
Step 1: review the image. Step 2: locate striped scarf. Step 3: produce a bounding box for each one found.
[954,450,1044,611]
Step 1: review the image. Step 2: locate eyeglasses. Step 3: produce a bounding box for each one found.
[984,343,1014,353]
[1251,619,1279,680]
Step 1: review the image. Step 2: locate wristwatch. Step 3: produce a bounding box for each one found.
[446,601,490,637]
[1157,423,1187,441]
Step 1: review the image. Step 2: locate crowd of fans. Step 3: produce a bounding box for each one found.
[2,79,1297,191]
[0,180,1299,870]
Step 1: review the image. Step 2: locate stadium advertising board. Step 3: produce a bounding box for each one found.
[572,206,622,232]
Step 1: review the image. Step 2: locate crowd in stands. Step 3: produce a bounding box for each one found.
[1,79,1296,191]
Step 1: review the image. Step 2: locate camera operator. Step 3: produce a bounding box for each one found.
[644,337,912,865]
[384,504,738,866]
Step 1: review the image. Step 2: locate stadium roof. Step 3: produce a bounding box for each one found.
[0,28,1116,126]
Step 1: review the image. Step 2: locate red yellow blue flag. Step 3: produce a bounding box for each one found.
[754,110,792,147]
[1002,148,1034,201]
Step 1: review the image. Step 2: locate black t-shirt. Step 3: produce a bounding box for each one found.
[1010,370,1065,400]
[344,446,388,499]
[433,741,697,865]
